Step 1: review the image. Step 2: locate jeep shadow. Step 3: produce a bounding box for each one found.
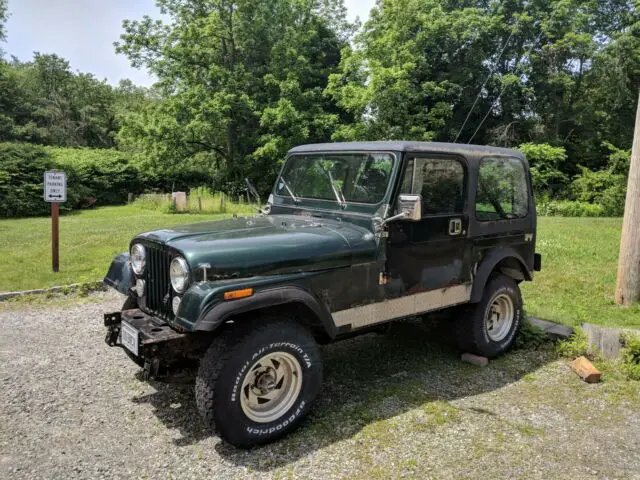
[130,315,554,469]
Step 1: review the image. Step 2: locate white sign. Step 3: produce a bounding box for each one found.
[44,171,67,203]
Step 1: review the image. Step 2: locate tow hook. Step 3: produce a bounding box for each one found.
[142,357,161,381]
[104,311,122,346]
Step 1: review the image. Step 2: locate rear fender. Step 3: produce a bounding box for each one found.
[104,253,133,295]
[471,248,531,303]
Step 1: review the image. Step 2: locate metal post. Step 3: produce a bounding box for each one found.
[52,202,59,272]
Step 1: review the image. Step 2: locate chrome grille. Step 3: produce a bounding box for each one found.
[143,244,174,320]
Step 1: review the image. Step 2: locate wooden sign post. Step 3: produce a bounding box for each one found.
[44,171,67,273]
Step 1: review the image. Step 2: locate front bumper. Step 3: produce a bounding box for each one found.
[104,309,207,380]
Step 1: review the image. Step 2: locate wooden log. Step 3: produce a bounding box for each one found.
[570,356,602,384]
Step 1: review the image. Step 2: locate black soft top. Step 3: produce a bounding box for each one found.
[288,141,525,162]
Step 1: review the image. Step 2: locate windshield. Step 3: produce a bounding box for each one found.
[276,153,394,204]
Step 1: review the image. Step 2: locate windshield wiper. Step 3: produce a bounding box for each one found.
[327,170,347,208]
[280,176,300,203]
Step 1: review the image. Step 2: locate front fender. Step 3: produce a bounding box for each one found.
[174,272,336,337]
[103,252,133,295]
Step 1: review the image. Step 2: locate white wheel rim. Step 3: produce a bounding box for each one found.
[486,293,515,342]
[239,351,303,423]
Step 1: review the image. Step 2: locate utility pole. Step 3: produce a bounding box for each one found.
[615,91,640,305]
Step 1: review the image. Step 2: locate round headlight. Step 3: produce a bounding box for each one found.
[170,257,190,293]
[131,244,146,275]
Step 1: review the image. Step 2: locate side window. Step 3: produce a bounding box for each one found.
[400,157,465,215]
[476,156,529,221]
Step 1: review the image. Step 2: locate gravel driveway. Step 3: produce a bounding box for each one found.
[1,292,639,479]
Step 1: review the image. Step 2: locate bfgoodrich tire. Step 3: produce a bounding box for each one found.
[456,274,523,358]
[195,317,322,448]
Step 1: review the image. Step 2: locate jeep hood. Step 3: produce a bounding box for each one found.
[136,214,378,277]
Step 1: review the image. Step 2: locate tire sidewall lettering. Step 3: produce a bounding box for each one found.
[228,341,316,437]
[245,400,307,436]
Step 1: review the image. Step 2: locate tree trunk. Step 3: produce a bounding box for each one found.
[615,91,640,305]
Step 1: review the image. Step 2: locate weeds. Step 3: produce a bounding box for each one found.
[556,327,595,359]
[620,332,640,381]
[514,317,549,350]
[133,188,255,215]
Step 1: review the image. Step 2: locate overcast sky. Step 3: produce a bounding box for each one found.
[3,0,375,86]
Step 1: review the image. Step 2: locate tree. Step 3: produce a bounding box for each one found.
[0,53,146,148]
[116,0,354,194]
[0,0,7,44]
[327,0,639,180]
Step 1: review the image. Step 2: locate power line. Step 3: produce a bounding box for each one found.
[453,26,517,143]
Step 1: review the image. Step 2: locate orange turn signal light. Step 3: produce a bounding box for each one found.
[224,288,253,300]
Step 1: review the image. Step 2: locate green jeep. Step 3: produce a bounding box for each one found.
[104,141,541,447]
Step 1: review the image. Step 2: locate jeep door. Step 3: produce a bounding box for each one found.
[385,153,472,297]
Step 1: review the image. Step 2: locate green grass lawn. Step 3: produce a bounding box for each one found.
[1,208,638,327]
[0,205,226,292]
[521,217,640,328]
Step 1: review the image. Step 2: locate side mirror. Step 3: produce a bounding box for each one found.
[397,194,422,221]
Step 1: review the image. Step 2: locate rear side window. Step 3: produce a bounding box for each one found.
[476,156,529,221]
[400,157,465,215]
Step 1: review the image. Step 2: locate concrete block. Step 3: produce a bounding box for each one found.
[461,353,489,367]
[172,191,187,211]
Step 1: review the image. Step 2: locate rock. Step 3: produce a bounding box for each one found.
[461,353,489,367]
[570,356,601,383]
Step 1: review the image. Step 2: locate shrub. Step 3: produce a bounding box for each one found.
[620,332,640,381]
[46,147,143,205]
[537,200,606,217]
[0,142,61,217]
[514,317,549,350]
[519,143,569,197]
[556,327,596,359]
[569,144,630,216]
[570,167,627,216]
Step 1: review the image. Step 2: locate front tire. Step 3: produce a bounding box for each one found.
[456,274,523,358]
[195,317,322,448]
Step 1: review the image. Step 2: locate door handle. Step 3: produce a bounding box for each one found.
[449,218,462,236]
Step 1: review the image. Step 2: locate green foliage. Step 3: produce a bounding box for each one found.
[133,189,254,215]
[115,0,354,198]
[519,143,569,196]
[570,146,630,216]
[0,0,6,43]
[0,54,151,148]
[620,333,640,381]
[537,200,606,217]
[47,147,142,205]
[1,0,638,211]
[571,167,627,216]
[556,328,595,359]
[0,142,59,217]
[514,318,549,351]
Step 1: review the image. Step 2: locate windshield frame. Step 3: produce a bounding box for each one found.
[273,150,399,209]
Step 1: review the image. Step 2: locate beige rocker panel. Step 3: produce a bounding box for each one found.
[332,283,472,329]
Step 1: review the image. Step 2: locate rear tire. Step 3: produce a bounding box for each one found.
[456,274,523,358]
[195,317,322,448]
